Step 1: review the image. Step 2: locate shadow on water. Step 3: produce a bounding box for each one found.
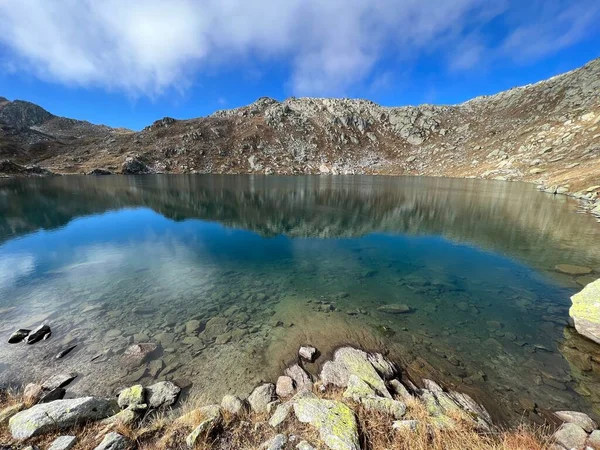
[0,174,599,425]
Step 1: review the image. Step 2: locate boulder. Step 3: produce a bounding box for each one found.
[269,403,293,428]
[293,397,360,450]
[320,347,391,398]
[122,156,150,175]
[276,376,295,398]
[117,385,145,409]
[588,430,600,448]
[8,329,30,343]
[42,372,78,391]
[553,423,587,450]
[285,364,313,392]
[94,432,131,450]
[9,397,118,439]
[48,436,77,450]
[554,411,597,433]
[248,383,275,413]
[221,395,246,415]
[570,279,600,344]
[25,324,51,344]
[147,381,180,409]
[343,375,405,419]
[185,405,221,447]
[87,168,113,176]
[261,434,287,450]
[299,346,317,362]
[23,383,44,404]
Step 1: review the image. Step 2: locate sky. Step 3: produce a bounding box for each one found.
[0,0,599,131]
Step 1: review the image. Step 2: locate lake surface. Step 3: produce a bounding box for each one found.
[1,175,600,424]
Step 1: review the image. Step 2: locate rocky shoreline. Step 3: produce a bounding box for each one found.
[1,344,600,449]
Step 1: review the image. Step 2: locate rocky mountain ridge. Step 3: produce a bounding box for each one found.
[1,57,599,194]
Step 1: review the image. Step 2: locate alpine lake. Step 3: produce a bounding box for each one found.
[1,174,600,425]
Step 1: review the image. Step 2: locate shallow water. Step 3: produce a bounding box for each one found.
[1,175,600,423]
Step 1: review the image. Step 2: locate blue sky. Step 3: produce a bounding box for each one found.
[0,0,599,131]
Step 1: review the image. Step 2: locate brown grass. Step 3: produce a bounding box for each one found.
[0,386,555,450]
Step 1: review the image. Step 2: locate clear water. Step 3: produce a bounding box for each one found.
[1,175,600,423]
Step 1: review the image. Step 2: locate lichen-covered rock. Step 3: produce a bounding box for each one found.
[0,402,25,424]
[248,383,275,413]
[570,279,600,344]
[269,402,292,428]
[553,423,588,450]
[221,395,246,415]
[320,347,391,398]
[48,435,77,450]
[343,375,405,419]
[94,432,132,450]
[147,381,180,408]
[9,397,118,439]
[185,405,221,447]
[554,410,597,433]
[117,385,145,409]
[293,397,360,450]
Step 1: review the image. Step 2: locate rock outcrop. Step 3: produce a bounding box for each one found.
[570,279,600,344]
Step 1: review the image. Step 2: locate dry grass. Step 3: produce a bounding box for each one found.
[0,387,556,450]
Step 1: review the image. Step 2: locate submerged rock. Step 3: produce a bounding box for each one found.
[9,397,118,439]
[569,279,600,344]
[377,304,412,314]
[299,346,317,362]
[293,397,360,450]
[25,324,51,344]
[555,264,593,276]
[8,329,30,344]
[121,343,159,368]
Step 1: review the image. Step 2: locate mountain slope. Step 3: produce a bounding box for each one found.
[1,58,599,194]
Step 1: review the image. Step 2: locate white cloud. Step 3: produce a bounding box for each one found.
[0,0,597,97]
[0,253,35,292]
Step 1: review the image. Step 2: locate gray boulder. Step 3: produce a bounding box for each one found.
[9,397,118,439]
[94,432,131,450]
[569,279,600,344]
[248,383,275,413]
[147,381,180,408]
[122,156,150,175]
[261,434,287,450]
[554,410,597,433]
[25,324,51,344]
[553,423,587,450]
[48,436,77,450]
[221,395,246,415]
[285,364,313,392]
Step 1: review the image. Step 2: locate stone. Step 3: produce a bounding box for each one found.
[556,264,593,276]
[0,403,25,424]
[25,324,51,344]
[122,156,150,175]
[248,383,275,413]
[121,343,159,368]
[554,411,597,433]
[185,405,221,447]
[94,432,131,450]
[285,364,313,392]
[40,388,66,403]
[261,434,287,450]
[101,405,144,426]
[269,402,292,428]
[296,441,316,450]
[276,376,295,398]
[117,385,145,409]
[343,375,405,419]
[9,397,118,439]
[367,353,396,378]
[587,430,600,448]
[553,423,587,450]
[320,347,391,398]
[147,381,180,408]
[299,346,317,362]
[389,379,413,400]
[392,420,419,432]
[23,383,44,404]
[185,319,202,334]
[8,329,30,343]
[56,345,77,359]
[48,436,77,450]
[221,395,246,415]
[570,279,600,344]
[377,304,412,314]
[42,372,78,391]
[293,397,360,450]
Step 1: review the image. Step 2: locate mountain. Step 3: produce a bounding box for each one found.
[1,57,599,193]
